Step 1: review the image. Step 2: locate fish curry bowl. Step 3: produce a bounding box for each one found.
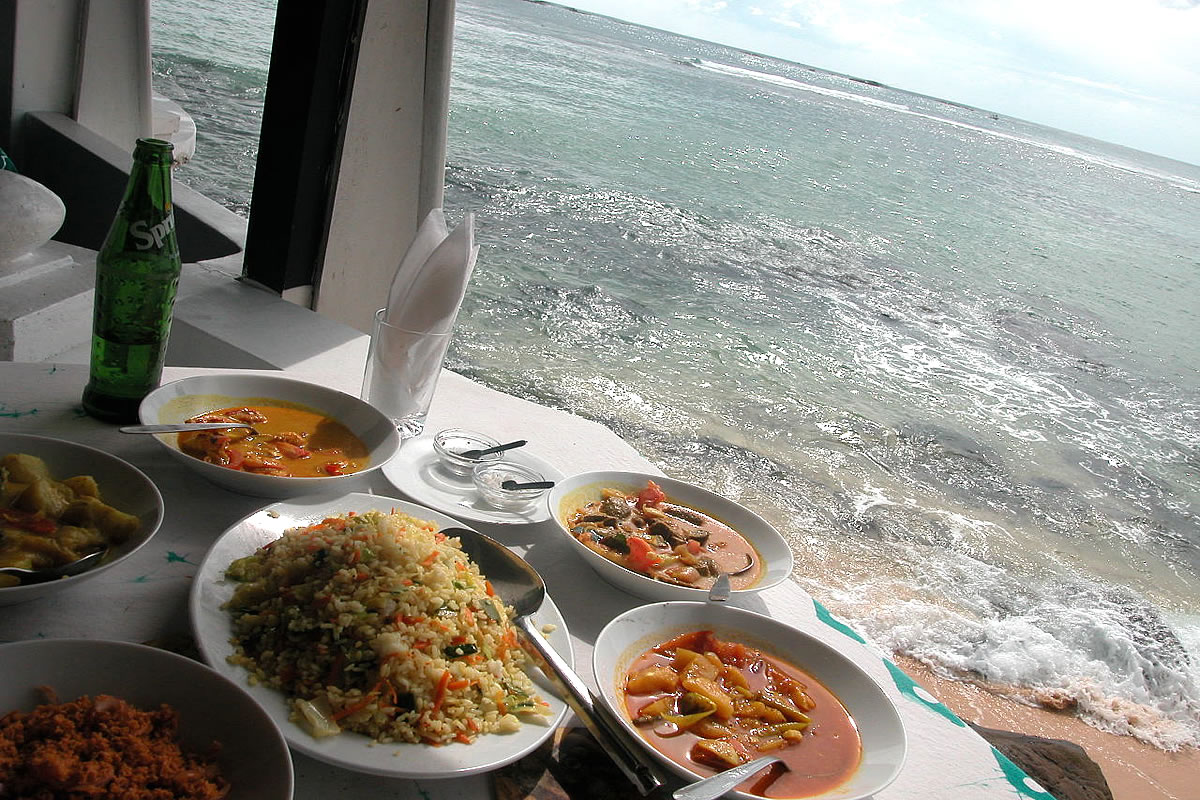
[547,470,793,602]
[594,602,907,800]
[139,374,401,498]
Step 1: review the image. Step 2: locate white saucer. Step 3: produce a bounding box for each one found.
[381,437,564,525]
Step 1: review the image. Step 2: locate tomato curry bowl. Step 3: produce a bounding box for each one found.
[624,630,860,798]
[593,602,907,800]
[549,470,794,602]
[567,480,763,592]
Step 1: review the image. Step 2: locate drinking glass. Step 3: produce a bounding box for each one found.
[361,308,453,439]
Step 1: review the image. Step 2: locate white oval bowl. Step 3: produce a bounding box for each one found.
[138,373,401,498]
[0,432,164,606]
[594,602,907,800]
[0,638,293,800]
[546,470,794,602]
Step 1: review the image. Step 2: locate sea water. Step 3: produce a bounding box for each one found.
[150,0,1200,749]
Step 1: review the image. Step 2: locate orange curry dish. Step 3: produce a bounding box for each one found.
[623,630,862,798]
[178,405,369,477]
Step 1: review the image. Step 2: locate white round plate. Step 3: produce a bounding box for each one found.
[0,638,293,800]
[381,437,564,525]
[189,491,572,779]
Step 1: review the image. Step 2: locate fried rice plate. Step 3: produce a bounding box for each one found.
[222,510,551,746]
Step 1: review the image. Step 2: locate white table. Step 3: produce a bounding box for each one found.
[0,361,1052,800]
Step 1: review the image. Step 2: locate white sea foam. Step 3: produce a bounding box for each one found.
[694,60,911,113]
[841,565,1200,751]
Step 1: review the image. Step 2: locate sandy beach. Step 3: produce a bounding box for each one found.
[895,656,1198,800]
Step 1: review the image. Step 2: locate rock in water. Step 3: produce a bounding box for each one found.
[970,722,1114,800]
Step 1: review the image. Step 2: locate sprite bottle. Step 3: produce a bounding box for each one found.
[82,138,182,423]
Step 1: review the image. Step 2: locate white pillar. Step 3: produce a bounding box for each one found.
[314,0,455,333]
[75,0,154,150]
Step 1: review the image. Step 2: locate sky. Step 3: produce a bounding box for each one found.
[558,0,1200,166]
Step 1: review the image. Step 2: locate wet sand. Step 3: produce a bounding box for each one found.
[895,656,1199,800]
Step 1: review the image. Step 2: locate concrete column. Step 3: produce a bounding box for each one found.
[314,0,455,334]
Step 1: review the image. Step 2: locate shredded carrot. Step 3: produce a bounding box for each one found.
[331,682,383,721]
[420,550,438,568]
[447,678,470,691]
[431,670,452,714]
[455,732,472,744]
[485,580,496,597]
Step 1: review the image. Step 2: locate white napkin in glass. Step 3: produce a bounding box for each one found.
[384,209,478,334]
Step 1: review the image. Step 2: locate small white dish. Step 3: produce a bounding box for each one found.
[0,433,165,607]
[432,428,503,475]
[0,638,293,800]
[547,470,794,602]
[594,602,907,800]
[138,373,401,499]
[472,461,551,511]
[189,491,572,778]
[381,436,564,525]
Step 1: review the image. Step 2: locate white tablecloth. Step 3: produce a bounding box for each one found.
[0,361,1052,800]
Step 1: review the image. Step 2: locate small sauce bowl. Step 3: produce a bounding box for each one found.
[432,428,502,476]
[472,461,550,510]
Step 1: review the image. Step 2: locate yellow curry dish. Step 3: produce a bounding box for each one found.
[0,453,140,587]
[178,405,370,478]
[567,480,764,591]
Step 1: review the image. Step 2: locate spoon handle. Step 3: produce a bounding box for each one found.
[673,755,783,800]
[501,480,556,490]
[517,617,664,795]
[119,423,256,434]
[460,439,527,459]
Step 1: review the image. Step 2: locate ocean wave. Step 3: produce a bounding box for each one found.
[690,56,1200,190]
[831,556,1200,750]
[693,59,911,113]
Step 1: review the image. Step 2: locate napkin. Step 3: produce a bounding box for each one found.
[384,209,479,334]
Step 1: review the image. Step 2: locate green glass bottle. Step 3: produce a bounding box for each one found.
[82,138,182,423]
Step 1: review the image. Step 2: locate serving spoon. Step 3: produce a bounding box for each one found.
[0,548,108,585]
[442,526,664,795]
[672,755,786,800]
[119,422,258,434]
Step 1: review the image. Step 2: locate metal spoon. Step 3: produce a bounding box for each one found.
[707,572,731,602]
[443,526,664,795]
[119,422,257,434]
[457,439,526,459]
[500,480,556,490]
[673,755,785,800]
[0,549,108,585]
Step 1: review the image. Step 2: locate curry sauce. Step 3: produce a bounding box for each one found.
[178,405,369,477]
